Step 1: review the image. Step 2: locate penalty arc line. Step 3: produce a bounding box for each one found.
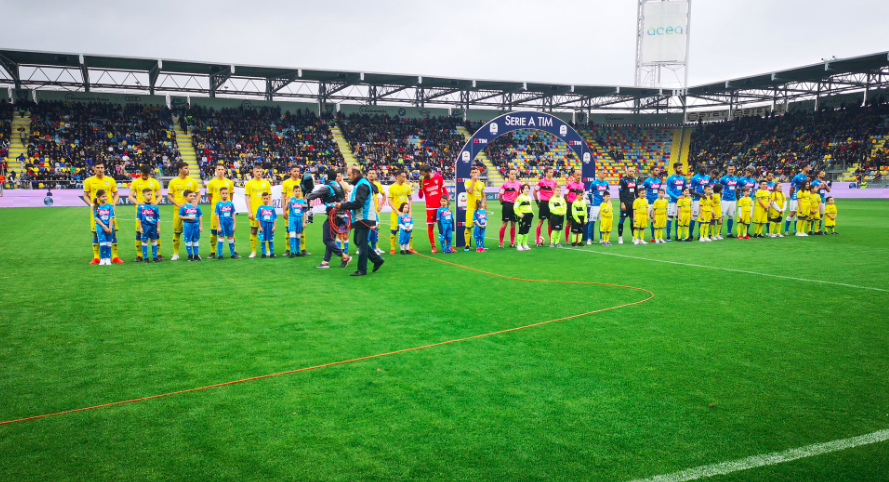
[627,428,889,482]
[0,251,653,426]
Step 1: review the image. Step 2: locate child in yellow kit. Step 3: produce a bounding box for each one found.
[676,188,692,241]
[599,192,614,245]
[651,189,669,243]
[697,185,714,242]
[737,187,753,239]
[795,180,811,237]
[711,184,724,240]
[632,189,649,245]
[824,197,838,234]
[769,185,786,237]
[753,180,771,238]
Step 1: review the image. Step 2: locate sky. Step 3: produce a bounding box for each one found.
[1,0,887,88]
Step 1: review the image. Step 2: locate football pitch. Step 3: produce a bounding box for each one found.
[0,199,887,481]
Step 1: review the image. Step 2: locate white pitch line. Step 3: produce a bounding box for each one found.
[627,429,889,482]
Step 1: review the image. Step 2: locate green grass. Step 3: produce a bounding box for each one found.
[0,199,887,481]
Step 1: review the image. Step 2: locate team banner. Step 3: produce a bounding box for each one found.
[453,111,595,248]
[641,0,689,64]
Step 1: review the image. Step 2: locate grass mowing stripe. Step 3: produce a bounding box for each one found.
[627,429,889,482]
[0,249,653,427]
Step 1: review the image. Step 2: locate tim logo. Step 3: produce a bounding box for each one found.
[583,152,591,164]
[489,123,498,135]
[472,138,487,144]
[569,140,583,146]
[461,151,470,163]
[559,125,567,137]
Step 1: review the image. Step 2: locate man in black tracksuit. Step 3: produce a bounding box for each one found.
[617,166,639,245]
[338,168,385,277]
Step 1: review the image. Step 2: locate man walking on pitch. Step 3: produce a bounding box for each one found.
[418,165,448,253]
[617,166,639,245]
[338,168,384,277]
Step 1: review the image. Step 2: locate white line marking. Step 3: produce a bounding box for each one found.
[627,429,889,482]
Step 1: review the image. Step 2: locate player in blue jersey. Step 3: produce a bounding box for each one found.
[717,164,741,238]
[286,186,309,257]
[256,192,277,258]
[179,190,203,261]
[93,190,116,266]
[136,188,161,263]
[665,162,687,241]
[688,165,710,240]
[810,170,831,234]
[586,169,610,245]
[785,165,811,234]
[214,187,239,259]
[436,195,455,253]
[642,166,663,242]
[473,198,488,252]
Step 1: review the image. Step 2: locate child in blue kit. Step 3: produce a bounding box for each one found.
[214,187,239,259]
[397,202,413,255]
[256,192,277,258]
[136,188,160,263]
[286,186,308,258]
[473,198,488,252]
[436,195,455,254]
[94,189,116,266]
[179,190,203,261]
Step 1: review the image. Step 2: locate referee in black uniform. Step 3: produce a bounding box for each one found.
[617,166,639,245]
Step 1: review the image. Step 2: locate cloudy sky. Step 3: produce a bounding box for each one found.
[1,0,887,87]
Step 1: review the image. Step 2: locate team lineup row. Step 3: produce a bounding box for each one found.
[82,160,841,265]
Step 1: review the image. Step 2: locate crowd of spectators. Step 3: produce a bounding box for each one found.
[16,101,179,188]
[338,113,476,180]
[688,101,889,178]
[484,130,578,180]
[184,105,344,181]
[0,101,11,173]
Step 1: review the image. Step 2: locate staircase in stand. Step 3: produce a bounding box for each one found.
[7,111,31,174]
[172,118,202,182]
[329,122,359,169]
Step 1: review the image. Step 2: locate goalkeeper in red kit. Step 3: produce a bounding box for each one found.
[418,165,449,253]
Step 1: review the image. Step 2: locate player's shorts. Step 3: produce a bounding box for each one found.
[141,225,159,241]
[96,227,113,245]
[398,230,412,245]
[588,204,601,222]
[183,222,200,242]
[288,217,304,234]
[538,200,551,220]
[599,218,613,233]
[667,201,678,217]
[259,221,275,242]
[173,212,184,233]
[565,201,575,223]
[549,214,564,231]
[634,216,648,229]
[570,221,584,234]
[819,203,826,216]
[426,207,439,225]
[249,217,260,229]
[501,202,518,222]
[722,200,737,219]
[518,213,534,233]
[789,199,798,213]
[390,211,401,232]
[692,199,701,218]
[654,216,667,229]
[619,203,635,220]
[218,220,235,237]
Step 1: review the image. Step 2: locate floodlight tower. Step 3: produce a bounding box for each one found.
[634,0,692,89]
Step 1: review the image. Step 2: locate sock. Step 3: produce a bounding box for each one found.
[410,231,414,251]
[269,241,274,255]
[294,235,301,254]
[618,218,624,237]
[510,225,516,245]
[210,230,218,251]
[390,230,398,250]
[111,241,119,259]
[427,225,436,248]
[666,219,672,238]
[186,242,192,256]
[727,219,734,235]
[142,242,148,259]
[290,235,296,254]
[818,218,824,232]
[565,223,570,242]
[152,242,158,258]
[250,233,258,253]
[229,239,236,255]
[650,224,655,240]
[536,224,542,243]
[689,220,696,238]
[796,219,804,233]
[92,235,100,260]
[499,225,506,245]
[301,232,306,253]
[192,241,199,255]
[589,222,596,242]
[515,234,522,247]
[702,224,709,238]
[174,233,182,255]
[217,240,223,257]
[261,240,267,256]
[784,218,792,233]
[136,234,142,253]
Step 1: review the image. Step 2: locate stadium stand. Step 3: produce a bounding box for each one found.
[16,101,178,188]
[183,105,345,182]
[1,101,10,173]
[576,124,674,180]
[688,102,889,179]
[484,129,579,181]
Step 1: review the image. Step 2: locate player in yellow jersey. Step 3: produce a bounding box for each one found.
[737,187,753,239]
[244,164,273,258]
[206,164,235,258]
[599,192,614,245]
[128,165,163,261]
[697,186,714,242]
[368,169,385,255]
[82,160,121,264]
[632,189,649,245]
[166,161,202,260]
[387,170,413,254]
[463,166,485,251]
[824,197,838,234]
[651,189,668,243]
[711,185,724,240]
[768,185,786,238]
[676,188,692,241]
[795,180,811,237]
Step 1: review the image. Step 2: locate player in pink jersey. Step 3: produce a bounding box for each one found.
[564,170,585,243]
[498,168,522,248]
[534,167,558,246]
[418,165,448,253]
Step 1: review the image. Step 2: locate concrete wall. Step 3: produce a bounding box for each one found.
[36,90,168,106]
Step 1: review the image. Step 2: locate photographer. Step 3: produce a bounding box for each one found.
[337,168,385,277]
[305,169,352,269]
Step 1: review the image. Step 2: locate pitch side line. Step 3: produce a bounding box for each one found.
[627,429,889,482]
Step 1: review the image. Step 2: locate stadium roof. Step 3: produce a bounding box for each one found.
[0,48,887,114]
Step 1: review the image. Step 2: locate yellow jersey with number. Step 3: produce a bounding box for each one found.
[388,182,412,212]
[130,177,161,204]
[83,175,118,204]
[245,178,272,212]
[168,177,200,206]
